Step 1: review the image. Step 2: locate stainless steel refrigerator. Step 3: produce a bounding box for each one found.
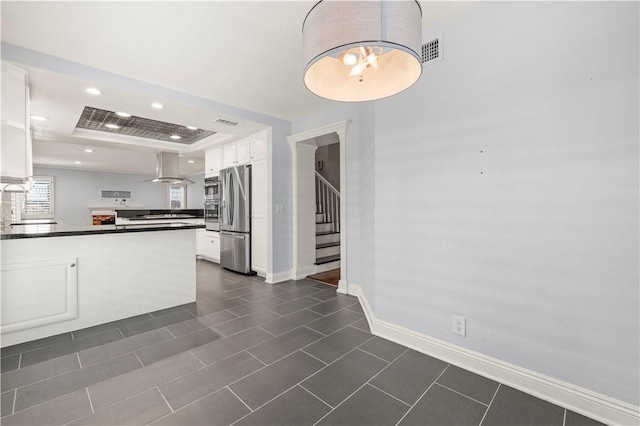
[219,165,252,274]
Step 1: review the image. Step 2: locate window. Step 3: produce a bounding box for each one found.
[11,176,55,221]
[169,185,187,209]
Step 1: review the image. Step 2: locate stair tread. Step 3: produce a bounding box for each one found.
[316,242,340,249]
[316,231,340,236]
[315,254,341,265]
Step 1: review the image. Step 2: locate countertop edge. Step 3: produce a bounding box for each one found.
[1,224,205,240]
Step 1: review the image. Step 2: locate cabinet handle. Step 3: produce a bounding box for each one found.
[69,263,76,268]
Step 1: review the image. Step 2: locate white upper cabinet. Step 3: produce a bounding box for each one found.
[205,146,222,177]
[1,62,31,188]
[250,137,266,162]
[236,138,250,165]
[223,143,237,168]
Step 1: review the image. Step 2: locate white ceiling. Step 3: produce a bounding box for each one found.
[1,1,474,176]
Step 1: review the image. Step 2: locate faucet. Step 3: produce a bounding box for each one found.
[0,183,27,228]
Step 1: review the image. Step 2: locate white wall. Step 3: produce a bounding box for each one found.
[35,167,167,225]
[315,143,340,189]
[372,1,638,406]
[186,173,204,209]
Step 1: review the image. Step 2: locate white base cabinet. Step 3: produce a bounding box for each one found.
[197,229,220,263]
[1,259,78,334]
[1,230,196,347]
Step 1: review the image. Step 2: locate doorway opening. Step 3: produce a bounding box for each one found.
[287,121,348,293]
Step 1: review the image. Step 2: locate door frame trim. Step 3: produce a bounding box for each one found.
[287,120,349,292]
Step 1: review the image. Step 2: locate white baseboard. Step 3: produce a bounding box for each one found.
[265,270,292,284]
[337,279,348,295]
[345,282,639,426]
[292,265,316,280]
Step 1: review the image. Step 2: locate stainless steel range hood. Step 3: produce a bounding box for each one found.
[151,152,193,185]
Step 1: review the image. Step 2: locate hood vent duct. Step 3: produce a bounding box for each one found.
[151,152,193,185]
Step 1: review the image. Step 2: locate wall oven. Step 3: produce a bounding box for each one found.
[204,176,220,203]
[204,201,220,230]
[204,176,220,230]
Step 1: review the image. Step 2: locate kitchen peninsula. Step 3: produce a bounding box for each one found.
[0,222,203,347]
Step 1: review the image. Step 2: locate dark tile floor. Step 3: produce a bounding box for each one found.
[0,260,606,425]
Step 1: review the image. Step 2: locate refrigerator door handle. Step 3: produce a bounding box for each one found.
[221,233,245,240]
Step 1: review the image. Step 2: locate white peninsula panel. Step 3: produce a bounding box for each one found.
[1,229,196,346]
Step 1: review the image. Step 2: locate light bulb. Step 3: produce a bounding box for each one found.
[170,135,181,140]
[342,52,358,66]
[105,124,120,129]
[366,53,378,68]
[115,111,131,117]
[349,63,364,77]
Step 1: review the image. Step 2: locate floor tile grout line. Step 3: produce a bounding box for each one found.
[432,382,490,407]
[563,407,567,426]
[189,350,207,368]
[85,387,94,413]
[226,386,254,413]
[298,384,335,410]
[11,388,16,416]
[164,326,177,339]
[77,329,177,369]
[478,383,501,426]
[308,339,398,425]
[3,334,73,362]
[17,352,22,370]
[2,356,86,394]
[355,345,401,364]
[255,326,277,337]
[299,383,339,412]
[299,349,329,365]
[243,350,268,367]
[367,383,412,407]
[394,364,451,426]
[156,386,175,413]
[76,352,82,369]
[132,351,145,368]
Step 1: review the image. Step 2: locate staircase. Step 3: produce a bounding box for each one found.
[315,172,340,271]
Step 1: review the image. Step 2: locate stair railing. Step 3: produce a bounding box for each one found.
[315,171,340,232]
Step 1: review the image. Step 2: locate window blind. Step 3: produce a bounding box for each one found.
[12,176,55,220]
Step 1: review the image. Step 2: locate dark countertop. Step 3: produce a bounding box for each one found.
[1,222,204,240]
[115,209,204,220]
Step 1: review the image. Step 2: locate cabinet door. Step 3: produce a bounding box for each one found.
[250,137,266,162]
[223,143,237,168]
[1,259,78,333]
[196,229,206,256]
[251,217,267,274]
[252,160,267,216]
[236,138,250,165]
[1,62,29,184]
[205,147,222,177]
[203,231,220,263]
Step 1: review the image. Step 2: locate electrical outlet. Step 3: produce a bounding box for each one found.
[453,315,466,336]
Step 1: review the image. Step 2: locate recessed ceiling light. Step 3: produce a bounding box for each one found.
[115,111,131,117]
[30,115,48,121]
[84,149,94,153]
[105,124,120,129]
[86,87,102,95]
[186,126,198,130]
[170,135,181,140]
[151,102,164,109]
[74,161,82,164]
[187,160,195,164]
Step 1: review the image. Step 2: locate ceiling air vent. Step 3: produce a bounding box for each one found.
[214,118,240,126]
[421,36,442,66]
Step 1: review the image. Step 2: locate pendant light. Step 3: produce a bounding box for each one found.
[303,0,423,102]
